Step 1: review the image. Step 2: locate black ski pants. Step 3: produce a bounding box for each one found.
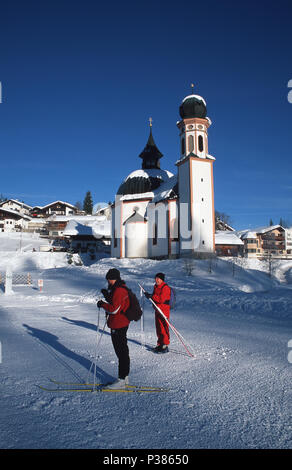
[110,326,130,379]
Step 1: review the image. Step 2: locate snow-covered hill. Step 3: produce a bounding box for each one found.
[0,233,292,449]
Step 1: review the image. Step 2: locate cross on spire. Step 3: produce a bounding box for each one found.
[191,83,195,94]
[149,116,153,127]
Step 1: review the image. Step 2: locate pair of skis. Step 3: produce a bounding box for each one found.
[38,378,169,393]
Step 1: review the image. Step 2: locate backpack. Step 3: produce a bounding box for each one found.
[162,284,176,309]
[123,287,143,322]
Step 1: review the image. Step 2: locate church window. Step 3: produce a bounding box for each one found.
[198,135,204,152]
[188,135,194,153]
[153,223,158,245]
[181,137,185,155]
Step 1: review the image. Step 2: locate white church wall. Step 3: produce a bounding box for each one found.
[111,205,121,258]
[125,222,148,257]
[190,158,214,252]
[178,159,192,253]
[147,202,168,258]
[112,199,150,258]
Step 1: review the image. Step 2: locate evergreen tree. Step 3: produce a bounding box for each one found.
[83,191,93,214]
[269,218,274,226]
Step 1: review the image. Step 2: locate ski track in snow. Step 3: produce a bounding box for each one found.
[0,235,292,449]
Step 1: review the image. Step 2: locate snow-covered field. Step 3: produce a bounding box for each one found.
[0,233,292,449]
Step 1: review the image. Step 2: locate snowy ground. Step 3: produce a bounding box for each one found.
[0,233,292,449]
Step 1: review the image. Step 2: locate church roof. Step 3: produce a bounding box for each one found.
[152,175,178,203]
[139,128,163,169]
[179,94,207,119]
[117,168,173,200]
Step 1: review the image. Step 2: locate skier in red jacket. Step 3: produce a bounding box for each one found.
[145,273,171,354]
[97,268,130,389]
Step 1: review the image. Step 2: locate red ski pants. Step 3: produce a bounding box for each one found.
[155,310,170,346]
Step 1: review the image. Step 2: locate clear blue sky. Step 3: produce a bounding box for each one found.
[0,0,291,230]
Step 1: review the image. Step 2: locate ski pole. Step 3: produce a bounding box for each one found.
[138,283,195,358]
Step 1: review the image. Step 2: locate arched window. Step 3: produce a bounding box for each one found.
[198,135,204,152]
[153,223,158,245]
[188,135,194,153]
[181,137,185,155]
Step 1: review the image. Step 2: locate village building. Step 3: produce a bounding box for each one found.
[0,199,32,216]
[215,231,244,257]
[0,207,31,232]
[63,217,111,254]
[238,225,291,259]
[30,201,77,218]
[111,90,216,259]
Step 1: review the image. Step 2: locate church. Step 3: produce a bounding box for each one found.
[111,89,216,259]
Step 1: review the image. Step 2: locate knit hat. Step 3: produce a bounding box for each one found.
[155,272,165,281]
[106,268,121,281]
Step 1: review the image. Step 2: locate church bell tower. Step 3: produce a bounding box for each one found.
[176,85,215,255]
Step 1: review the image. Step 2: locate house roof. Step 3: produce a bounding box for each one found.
[63,218,111,239]
[0,207,31,220]
[0,199,32,210]
[215,231,244,245]
[237,225,284,239]
[41,200,76,210]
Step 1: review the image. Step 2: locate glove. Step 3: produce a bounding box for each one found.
[144,291,151,299]
[101,288,110,302]
[97,300,104,309]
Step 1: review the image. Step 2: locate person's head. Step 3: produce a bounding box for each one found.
[155,272,165,286]
[106,268,121,286]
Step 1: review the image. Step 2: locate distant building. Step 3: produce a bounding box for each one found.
[63,216,111,253]
[30,201,77,218]
[238,225,291,258]
[0,207,31,232]
[0,199,32,216]
[215,231,244,257]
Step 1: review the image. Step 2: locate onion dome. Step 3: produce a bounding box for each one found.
[179,94,207,119]
[117,169,173,198]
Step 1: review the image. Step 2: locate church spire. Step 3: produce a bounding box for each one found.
[139,118,163,169]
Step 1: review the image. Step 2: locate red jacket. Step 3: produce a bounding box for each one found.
[101,282,130,329]
[152,282,171,317]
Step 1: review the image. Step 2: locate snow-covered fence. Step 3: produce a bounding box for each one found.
[0,272,32,286]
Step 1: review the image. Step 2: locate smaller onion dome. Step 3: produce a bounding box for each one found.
[179,94,207,119]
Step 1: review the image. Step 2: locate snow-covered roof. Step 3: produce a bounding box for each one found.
[0,199,32,209]
[124,169,173,181]
[215,231,244,245]
[237,225,284,239]
[63,219,111,238]
[118,168,174,201]
[0,207,31,220]
[182,94,207,107]
[47,215,106,223]
[152,175,178,203]
[41,201,76,210]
